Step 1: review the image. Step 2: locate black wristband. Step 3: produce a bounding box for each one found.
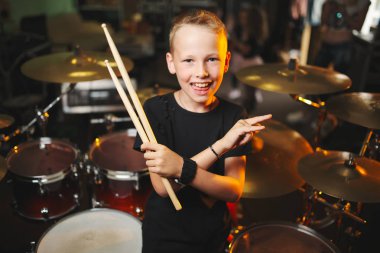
[178,157,197,185]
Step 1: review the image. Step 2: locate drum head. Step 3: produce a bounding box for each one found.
[37,208,142,253]
[6,138,77,178]
[89,130,146,172]
[229,222,340,253]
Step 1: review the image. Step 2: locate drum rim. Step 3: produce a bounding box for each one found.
[229,221,341,253]
[36,208,142,251]
[6,137,79,181]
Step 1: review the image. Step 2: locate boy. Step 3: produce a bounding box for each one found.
[135,9,271,253]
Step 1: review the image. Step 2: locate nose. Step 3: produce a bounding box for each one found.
[196,63,209,78]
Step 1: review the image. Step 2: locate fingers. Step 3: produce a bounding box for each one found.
[245,114,272,126]
[141,142,161,152]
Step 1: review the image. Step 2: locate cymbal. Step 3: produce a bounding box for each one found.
[236,63,351,95]
[243,119,313,198]
[0,114,14,129]
[326,92,380,129]
[0,155,6,181]
[298,150,380,202]
[137,86,175,104]
[21,51,134,83]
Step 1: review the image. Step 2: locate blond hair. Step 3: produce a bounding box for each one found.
[169,9,227,51]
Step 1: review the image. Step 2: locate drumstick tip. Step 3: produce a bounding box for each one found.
[101,23,107,28]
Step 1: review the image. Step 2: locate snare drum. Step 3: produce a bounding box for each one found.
[36,208,142,253]
[229,222,340,253]
[88,130,152,218]
[6,137,80,220]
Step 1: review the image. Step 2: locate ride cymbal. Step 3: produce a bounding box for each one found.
[298,150,380,203]
[326,92,380,129]
[21,51,134,83]
[243,119,313,198]
[0,114,14,129]
[236,62,351,95]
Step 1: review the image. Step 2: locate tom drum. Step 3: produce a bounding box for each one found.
[88,129,152,219]
[6,137,80,220]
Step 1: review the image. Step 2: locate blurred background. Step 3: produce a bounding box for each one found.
[1,0,380,252]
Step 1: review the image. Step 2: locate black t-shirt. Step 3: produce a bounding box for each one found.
[134,93,251,253]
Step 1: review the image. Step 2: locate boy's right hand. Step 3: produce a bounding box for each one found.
[219,114,272,151]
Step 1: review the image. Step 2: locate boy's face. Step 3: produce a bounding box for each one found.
[166,24,230,104]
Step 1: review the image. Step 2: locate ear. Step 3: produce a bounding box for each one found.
[166,52,176,74]
[224,51,231,73]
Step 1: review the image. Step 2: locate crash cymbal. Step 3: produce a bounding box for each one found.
[236,62,351,95]
[298,150,380,203]
[137,86,175,104]
[243,119,313,198]
[326,92,380,129]
[0,155,6,181]
[21,51,134,83]
[0,114,14,129]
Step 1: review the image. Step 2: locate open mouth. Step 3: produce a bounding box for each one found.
[191,81,212,89]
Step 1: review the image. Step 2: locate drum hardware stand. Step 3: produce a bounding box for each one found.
[298,186,366,228]
[290,94,327,149]
[0,83,77,142]
[90,114,132,133]
[28,241,36,253]
[359,128,374,157]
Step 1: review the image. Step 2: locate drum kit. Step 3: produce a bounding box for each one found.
[0,47,176,252]
[1,50,379,253]
[227,60,380,253]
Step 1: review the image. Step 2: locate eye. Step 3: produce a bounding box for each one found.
[208,57,219,62]
[183,59,193,63]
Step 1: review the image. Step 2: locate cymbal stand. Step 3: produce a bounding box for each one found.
[290,95,326,149]
[359,128,374,157]
[0,83,76,142]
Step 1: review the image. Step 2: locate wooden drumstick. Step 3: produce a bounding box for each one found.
[103,61,182,210]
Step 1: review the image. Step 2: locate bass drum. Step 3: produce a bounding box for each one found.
[6,137,81,220]
[229,222,340,253]
[36,208,142,253]
[88,129,152,219]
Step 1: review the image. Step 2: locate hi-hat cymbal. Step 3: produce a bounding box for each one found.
[0,155,6,181]
[326,92,380,129]
[0,114,14,129]
[243,119,313,198]
[137,86,175,104]
[298,150,380,203]
[21,51,134,83]
[236,63,351,95]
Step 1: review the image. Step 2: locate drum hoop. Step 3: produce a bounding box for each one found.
[6,137,79,182]
[229,221,341,253]
[10,169,70,184]
[36,208,142,251]
[101,169,140,181]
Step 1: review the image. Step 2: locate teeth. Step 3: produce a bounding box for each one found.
[193,82,210,88]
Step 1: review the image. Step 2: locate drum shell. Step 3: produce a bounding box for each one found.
[91,170,151,219]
